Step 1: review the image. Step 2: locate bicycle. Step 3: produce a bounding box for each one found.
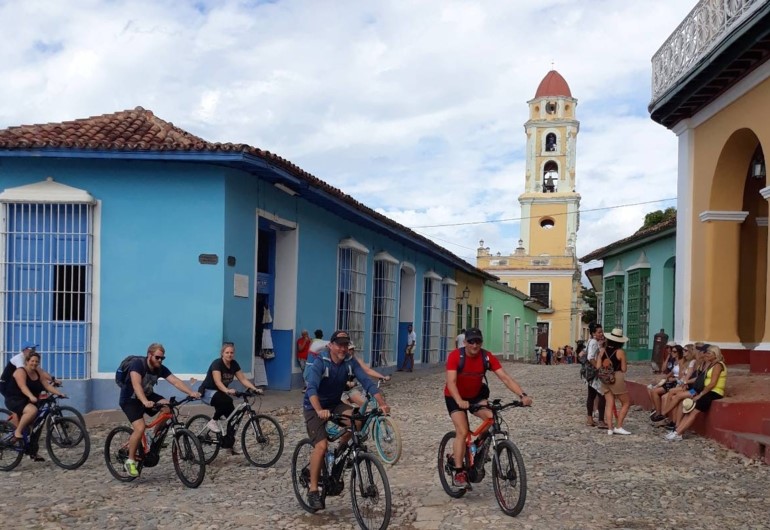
[1,380,85,428]
[348,379,402,466]
[185,389,284,466]
[292,408,392,530]
[103,396,206,488]
[0,394,90,471]
[437,399,527,517]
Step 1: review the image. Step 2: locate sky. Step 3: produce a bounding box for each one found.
[0,0,698,273]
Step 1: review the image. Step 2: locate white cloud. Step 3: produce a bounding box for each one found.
[0,0,697,273]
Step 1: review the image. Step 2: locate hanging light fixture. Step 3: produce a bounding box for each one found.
[753,155,766,180]
[462,286,471,299]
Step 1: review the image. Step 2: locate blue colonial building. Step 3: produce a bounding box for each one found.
[0,107,497,412]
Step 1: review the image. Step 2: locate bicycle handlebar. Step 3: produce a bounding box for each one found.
[468,399,524,413]
[149,395,198,413]
[234,389,263,399]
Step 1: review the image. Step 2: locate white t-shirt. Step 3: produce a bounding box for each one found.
[586,338,600,362]
[10,352,25,368]
[408,331,416,345]
[455,334,465,349]
[308,339,329,355]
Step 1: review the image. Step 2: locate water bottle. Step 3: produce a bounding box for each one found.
[470,443,477,463]
[325,449,335,474]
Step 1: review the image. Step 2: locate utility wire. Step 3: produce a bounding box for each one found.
[410,197,676,229]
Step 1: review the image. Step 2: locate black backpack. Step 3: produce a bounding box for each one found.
[115,355,145,388]
[457,347,491,373]
[0,360,16,396]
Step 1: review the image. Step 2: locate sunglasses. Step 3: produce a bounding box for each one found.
[153,355,166,362]
[467,339,482,345]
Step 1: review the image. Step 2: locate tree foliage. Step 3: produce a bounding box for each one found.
[581,286,597,324]
[640,207,676,230]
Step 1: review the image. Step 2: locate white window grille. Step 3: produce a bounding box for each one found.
[337,240,368,350]
[514,317,521,358]
[371,253,397,368]
[523,324,530,361]
[421,272,441,364]
[503,314,511,358]
[440,278,456,362]
[1,202,93,379]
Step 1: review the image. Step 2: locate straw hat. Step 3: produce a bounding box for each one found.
[605,328,629,343]
[682,398,696,414]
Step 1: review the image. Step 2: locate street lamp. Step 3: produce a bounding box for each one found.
[462,286,471,299]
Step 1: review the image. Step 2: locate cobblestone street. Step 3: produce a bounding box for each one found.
[1,362,768,530]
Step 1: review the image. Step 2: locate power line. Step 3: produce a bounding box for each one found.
[410,197,677,229]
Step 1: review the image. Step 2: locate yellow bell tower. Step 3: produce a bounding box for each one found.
[477,70,583,350]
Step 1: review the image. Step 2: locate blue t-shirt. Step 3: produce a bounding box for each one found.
[119,357,172,404]
[303,353,380,411]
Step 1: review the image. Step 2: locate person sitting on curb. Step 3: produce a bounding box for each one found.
[665,345,727,442]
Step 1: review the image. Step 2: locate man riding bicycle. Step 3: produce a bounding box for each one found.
[118,343,201,477]
[444,327,532,488]
[303,330,391,511]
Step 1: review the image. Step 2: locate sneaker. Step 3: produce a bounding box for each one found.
[665,423,676,431]
[665,431,683,441]
[124,459,139,477]
[307,490,324,511]
[453,470,469,488]
[29,453,45,462]
[607,429,613,435]
[596,421,608,429]
[206,419,221,433]
[613,427,631,435]
[648,410,658,419]
[651,414,667,424]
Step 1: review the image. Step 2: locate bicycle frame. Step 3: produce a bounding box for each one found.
[325,409,381,493]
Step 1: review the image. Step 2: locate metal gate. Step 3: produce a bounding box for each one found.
[1,202,93,379]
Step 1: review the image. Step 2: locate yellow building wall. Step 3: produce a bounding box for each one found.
[690,77,770,341]
[528,202,569,256]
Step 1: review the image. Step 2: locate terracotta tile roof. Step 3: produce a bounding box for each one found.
[534,70,572,98]
[579,215,676,263]
[0,107,498,281]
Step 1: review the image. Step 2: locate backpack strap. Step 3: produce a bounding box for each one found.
[457,348,491,373]
[318,351,355,379]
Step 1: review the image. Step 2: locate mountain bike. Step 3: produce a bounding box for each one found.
[351,379,402,465]
[1,381,85,428]
[437,399,527,517]
[0,394,90,471]
[185,389,284,466]
[292,408,392,530]
[103,396,205,488]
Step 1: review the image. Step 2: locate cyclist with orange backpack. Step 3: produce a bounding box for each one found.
[444,327,532,488]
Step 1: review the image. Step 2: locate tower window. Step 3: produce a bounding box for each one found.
[545,133,557,152]
[542,161,558,192]
[540,218,555,229]
[545,101,557,114]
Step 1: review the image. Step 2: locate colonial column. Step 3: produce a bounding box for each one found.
[699,210,748,342]
[760,186,770,344]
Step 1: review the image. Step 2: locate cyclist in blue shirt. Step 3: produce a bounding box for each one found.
[302,330,391,511]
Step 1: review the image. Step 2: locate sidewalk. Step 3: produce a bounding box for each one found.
[81,364,444,428]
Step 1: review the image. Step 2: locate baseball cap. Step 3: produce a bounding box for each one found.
[696,343,711,352]
[22,340,39,351]
[329,330,351,344]
[465,328,483,342]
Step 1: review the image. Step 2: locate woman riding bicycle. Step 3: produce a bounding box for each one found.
[199,343,263,434]
[3,351,65,455]
[444,328,532,488]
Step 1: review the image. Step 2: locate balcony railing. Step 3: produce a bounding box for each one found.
[651,0,762,102]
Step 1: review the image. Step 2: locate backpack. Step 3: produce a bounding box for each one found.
[457,347,491,373]
[318,351,355,380]
[0,360,16,396]
[580,358,598,382]
[115,355,145,388]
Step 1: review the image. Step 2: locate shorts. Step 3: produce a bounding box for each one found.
[445,384,490,416]
[602,371,627,395]
[695,391,723,412]
[303,402,353,445]
[4,395,32,417]
[342,386,364,404]
[120,392,165,423]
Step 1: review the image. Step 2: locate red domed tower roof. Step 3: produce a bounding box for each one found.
[534,70,572,98]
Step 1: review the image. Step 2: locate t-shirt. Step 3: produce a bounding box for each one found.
[200,358,241,391]
[10,352,25,368]
[408,331,416,345]
[455,334,465,349]
[297,337,312,361]
[308,339,329,355]
[4,367,45,401]
[119,357,172,404]
[443,348,502,399]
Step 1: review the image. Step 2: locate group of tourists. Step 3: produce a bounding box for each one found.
[581,324,728,442]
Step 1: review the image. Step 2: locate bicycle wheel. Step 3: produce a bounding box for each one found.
[291,438,328,513]
[47,405,86,429]
[104,425,138,482]
[185,413,220,464]
[171,428,206,488]
[437,431,467,498]
[491,439,527,517]
[350,452,392,530]
[0,420,24,472]
[241,414,284,468]
[372,416,402,465]
[46,417,90,470]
